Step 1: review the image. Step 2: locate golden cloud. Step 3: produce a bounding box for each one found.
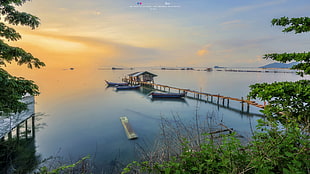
[196,44,211,56]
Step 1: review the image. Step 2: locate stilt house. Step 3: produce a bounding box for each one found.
[127,71,157,83]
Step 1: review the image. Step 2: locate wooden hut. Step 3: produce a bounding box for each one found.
[127,71,157,83]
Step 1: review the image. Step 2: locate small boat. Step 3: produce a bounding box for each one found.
[105,80,129,86]
[149,92,186,98]
[116,85,140,90]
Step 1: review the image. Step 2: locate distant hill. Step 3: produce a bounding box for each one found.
[259,62,299,69]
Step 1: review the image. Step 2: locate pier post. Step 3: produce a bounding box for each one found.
[227,99,230,107]
[32,115,35,138]
[246,97,250,113]
[16,125,20,141]
[8,131,12,140]
[222,98,225,106]
[217,94,220,105]
[241,97,244,112]
[211,96,213,103]
[25,119,28,139]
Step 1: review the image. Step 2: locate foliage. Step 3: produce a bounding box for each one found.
[271,16,310,34]
[36,156,91,174]
[263,52,310,76]
[264,17,310,77]
[0,0,45,114]
[248,80,310,124]
[0,68,39,113]
[122,120,310,174]
[250,16,310,124]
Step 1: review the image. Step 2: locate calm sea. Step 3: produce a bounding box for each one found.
[5,67,309,173]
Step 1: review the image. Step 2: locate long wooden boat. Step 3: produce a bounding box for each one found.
[105,80,129,86]
[149,92,186,98]
[116,85,140,90]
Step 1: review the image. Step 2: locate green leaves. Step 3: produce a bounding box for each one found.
[0,0,29,6]
[263,52,310,77]
[0,22,21,41]
[263,52,310,63]
[0,0,45,114]
[271,16,310,34]
[123,124,310,174]
[255,16,310,125]
[0,40,45,68]
[248,80,310,124]
[0,69,39,114]
[266,17,310,77]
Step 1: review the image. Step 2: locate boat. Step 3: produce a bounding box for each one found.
[149,92,186,98]
[116,85,140,90]
[105,80,129,86]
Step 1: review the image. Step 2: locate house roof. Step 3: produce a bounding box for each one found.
[128,71,157,77]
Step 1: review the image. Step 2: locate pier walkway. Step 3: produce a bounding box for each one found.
[124,80,265,112]
[0,95,35,140]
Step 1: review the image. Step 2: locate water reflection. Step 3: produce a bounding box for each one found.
[0,137,39,174]
[5,67,308,173]
[0,116,39,174]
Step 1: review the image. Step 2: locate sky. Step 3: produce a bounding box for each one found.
[9,0,310,68]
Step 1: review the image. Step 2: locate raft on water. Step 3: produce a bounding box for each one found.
[120,116,138,140]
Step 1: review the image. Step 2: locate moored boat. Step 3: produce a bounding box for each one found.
[105,80,129,86]
[149,92,186,98]
[116,85,140,90]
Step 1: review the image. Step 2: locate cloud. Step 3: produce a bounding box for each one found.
[232,0,287,12]
[197,49,208,56]
[13,29,161,67]
[196,44,211,56]
[221,20,241,25]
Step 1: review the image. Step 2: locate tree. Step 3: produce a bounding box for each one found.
[0,0,45,114]
[248,17,310,125]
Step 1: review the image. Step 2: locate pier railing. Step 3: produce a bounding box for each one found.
[123,79,265,112]
[0,95,35,140]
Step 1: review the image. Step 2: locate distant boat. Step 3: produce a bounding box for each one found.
[116,85,140,90]
[149,92,186,98]
[204,68,213,72]
[105,80,129,86]
[112,67,124,70]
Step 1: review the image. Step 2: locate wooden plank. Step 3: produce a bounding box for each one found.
[120,116,138,140]
[209,129,232,134]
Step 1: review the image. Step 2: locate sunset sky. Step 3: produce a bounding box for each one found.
[11,0,310,68]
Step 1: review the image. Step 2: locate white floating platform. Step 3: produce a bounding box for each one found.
[120,116,138,140]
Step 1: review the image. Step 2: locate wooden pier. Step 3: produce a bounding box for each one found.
[120,116,138,140]
[0,95,35,141]
[123,79,265,113]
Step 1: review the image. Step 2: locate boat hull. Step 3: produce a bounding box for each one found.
[116,85,140,90]
[150,92,186,98]
[105,80,129,86]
